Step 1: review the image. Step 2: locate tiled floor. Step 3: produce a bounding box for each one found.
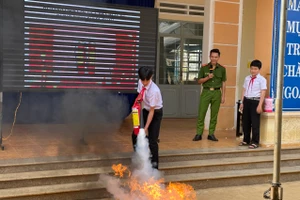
[0,118,299,160]
[0,118,242,160]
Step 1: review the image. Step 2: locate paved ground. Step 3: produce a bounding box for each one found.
[1,118,300,160]
[196,181,300,200]
[0,118,241,160]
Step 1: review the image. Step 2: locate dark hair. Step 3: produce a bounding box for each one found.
[210,49,221,56]
[250,59,262,69]
[138,66,153,81]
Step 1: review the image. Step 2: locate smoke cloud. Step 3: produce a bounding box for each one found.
[99,128,197,199]
[131,129,162,181]
[62,90,129,136]
[99,129,162,200]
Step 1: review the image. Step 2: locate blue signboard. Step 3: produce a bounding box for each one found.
[270,0,300,111]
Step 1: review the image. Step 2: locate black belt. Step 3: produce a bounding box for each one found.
[143,108,163,112]
[245,97,260,101]
[203,87,220,91]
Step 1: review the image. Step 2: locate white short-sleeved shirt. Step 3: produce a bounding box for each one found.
[137,79,163,110]
[243,74,267,98]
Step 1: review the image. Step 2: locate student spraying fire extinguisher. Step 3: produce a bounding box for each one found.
[131,66,163,169]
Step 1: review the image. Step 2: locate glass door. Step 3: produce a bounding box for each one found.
[182,38,202,84]
[157,21,204,118]
[158,36,181,85]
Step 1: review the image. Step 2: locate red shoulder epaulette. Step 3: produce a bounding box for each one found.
[218,63,225,68]
[202,63,208,67]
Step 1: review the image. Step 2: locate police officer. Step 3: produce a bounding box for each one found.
[193,49,226,142]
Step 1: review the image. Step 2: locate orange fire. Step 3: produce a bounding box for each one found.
[111,164,197,200]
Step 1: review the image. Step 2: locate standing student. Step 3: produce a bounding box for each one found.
[239,59,267,149]
[192,49,226,142]
[131,66,163,169]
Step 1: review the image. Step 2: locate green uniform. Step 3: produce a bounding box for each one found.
[196,63,227,135]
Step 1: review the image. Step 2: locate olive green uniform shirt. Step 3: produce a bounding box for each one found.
[198,63,227,88]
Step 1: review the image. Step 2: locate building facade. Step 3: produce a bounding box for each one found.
[155,0,277,132]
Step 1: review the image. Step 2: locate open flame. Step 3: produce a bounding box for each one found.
[100,129,197,200]
[111,163,196,200]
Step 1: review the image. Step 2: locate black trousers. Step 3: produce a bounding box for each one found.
[242,98,261,145]
[132,108,163,169]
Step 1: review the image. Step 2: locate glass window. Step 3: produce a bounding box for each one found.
[158,21,203,85]
[182,38,202,83]
[158,36,181,85]
[188,63,199,71]
[188,53,200,62]
[183,23,204,36]
[159,21,181,35]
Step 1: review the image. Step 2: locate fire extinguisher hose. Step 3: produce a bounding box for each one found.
[139,105,144,129]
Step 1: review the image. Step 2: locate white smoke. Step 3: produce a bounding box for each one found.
[99,128,163,199]
[98,175,131,199]
[131,129,162,181]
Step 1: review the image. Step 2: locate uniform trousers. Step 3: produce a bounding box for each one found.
[242,98,260,145]
[196,89,222,135]
[132,108,163,169]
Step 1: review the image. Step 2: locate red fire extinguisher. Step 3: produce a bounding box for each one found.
[132,87,146,135]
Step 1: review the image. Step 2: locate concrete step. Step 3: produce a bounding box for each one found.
[164,165,300,190]
[159,147,300,162]
[0,148,300,199]
[2,153,300,190]
[0,182,109,200]
[160,153,300,175]
[2,147,300,174]
[1,165,300,199]
[0,167,111,189]
[0,155,131,174]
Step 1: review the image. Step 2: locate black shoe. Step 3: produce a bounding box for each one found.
[208,134,218,141]
[192,134,202,141]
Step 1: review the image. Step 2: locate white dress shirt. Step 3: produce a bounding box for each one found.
[137,79,163,110]
[243,74,267,98]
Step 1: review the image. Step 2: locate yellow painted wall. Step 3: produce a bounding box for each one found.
[213,0,241,130]
[155,0,205,22]
[238,0,257,99]
[254,0,274,96]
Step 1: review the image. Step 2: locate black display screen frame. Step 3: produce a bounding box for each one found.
[0,0,158,93]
